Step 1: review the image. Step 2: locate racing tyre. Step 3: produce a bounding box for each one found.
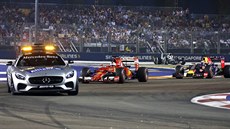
[116,68,125,83]
[81,67,91,83]
[205,65,214,79]
[175,65,184,79]
[137,67,148,82]
[68,82,79,96]
[223,65,230,78]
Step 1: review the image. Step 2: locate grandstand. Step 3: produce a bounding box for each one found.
[0,1,230,60]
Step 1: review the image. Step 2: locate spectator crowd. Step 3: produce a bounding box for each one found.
[0,3,230,53]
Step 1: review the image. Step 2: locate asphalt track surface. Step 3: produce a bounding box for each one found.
[0,78,230,129]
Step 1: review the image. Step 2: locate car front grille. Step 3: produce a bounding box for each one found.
[29,76,63,84]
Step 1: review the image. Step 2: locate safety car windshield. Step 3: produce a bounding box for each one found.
[16,54,66,67]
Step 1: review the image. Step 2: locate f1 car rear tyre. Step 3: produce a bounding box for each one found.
[68,82,79,96]
[81,67,91,83]
[205,65,214,79]
[82,67,91,76]
[116,68,125,83]
[137,67,148,82]
[223,65,230,78]
[175,65,184,79]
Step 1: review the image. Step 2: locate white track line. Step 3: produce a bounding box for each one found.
[0,78,6,81]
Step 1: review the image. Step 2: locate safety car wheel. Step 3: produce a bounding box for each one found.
[6,77,11,93]
[116,68,125,83]
[205,65,213,79]
[81,67,91,83]
[175,65,184,79]
[10,78,16,95]
[223,65,230,78]
[68,82,79,96]
[8,86,10,93]
[137,67,148,82]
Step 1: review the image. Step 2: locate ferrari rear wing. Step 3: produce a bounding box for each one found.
[120,56,139,62]
[111,56,140,71]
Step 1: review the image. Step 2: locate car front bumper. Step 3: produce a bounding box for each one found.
[11,74,77,93]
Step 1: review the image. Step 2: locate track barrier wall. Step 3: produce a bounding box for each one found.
[1,50,230,62]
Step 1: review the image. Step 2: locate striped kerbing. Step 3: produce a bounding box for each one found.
[191,93,230,110]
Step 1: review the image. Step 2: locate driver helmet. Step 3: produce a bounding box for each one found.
[200,61,205,65]
[202,57,211,64]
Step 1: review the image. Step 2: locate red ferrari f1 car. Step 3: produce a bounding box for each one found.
[79,56,148,83]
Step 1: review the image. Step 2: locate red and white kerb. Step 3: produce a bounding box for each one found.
[191,93,230,110]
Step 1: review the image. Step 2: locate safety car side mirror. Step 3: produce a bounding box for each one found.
[6,61,13,66]
[68,60,74,64]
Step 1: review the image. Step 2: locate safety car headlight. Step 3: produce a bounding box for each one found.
[66,71,74,79]
[15,73,26,80]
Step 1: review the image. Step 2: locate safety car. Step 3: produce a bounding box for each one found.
[6,44,79,95]
[79,56,148,83]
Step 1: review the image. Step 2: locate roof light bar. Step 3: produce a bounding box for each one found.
[45,45,55,51]
[21,46,33,51]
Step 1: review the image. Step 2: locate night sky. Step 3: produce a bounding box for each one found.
[1,0,230,14]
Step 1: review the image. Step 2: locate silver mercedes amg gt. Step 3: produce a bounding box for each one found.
[6,46,79,95]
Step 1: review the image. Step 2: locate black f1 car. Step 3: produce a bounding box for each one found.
[173,56,230,79]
